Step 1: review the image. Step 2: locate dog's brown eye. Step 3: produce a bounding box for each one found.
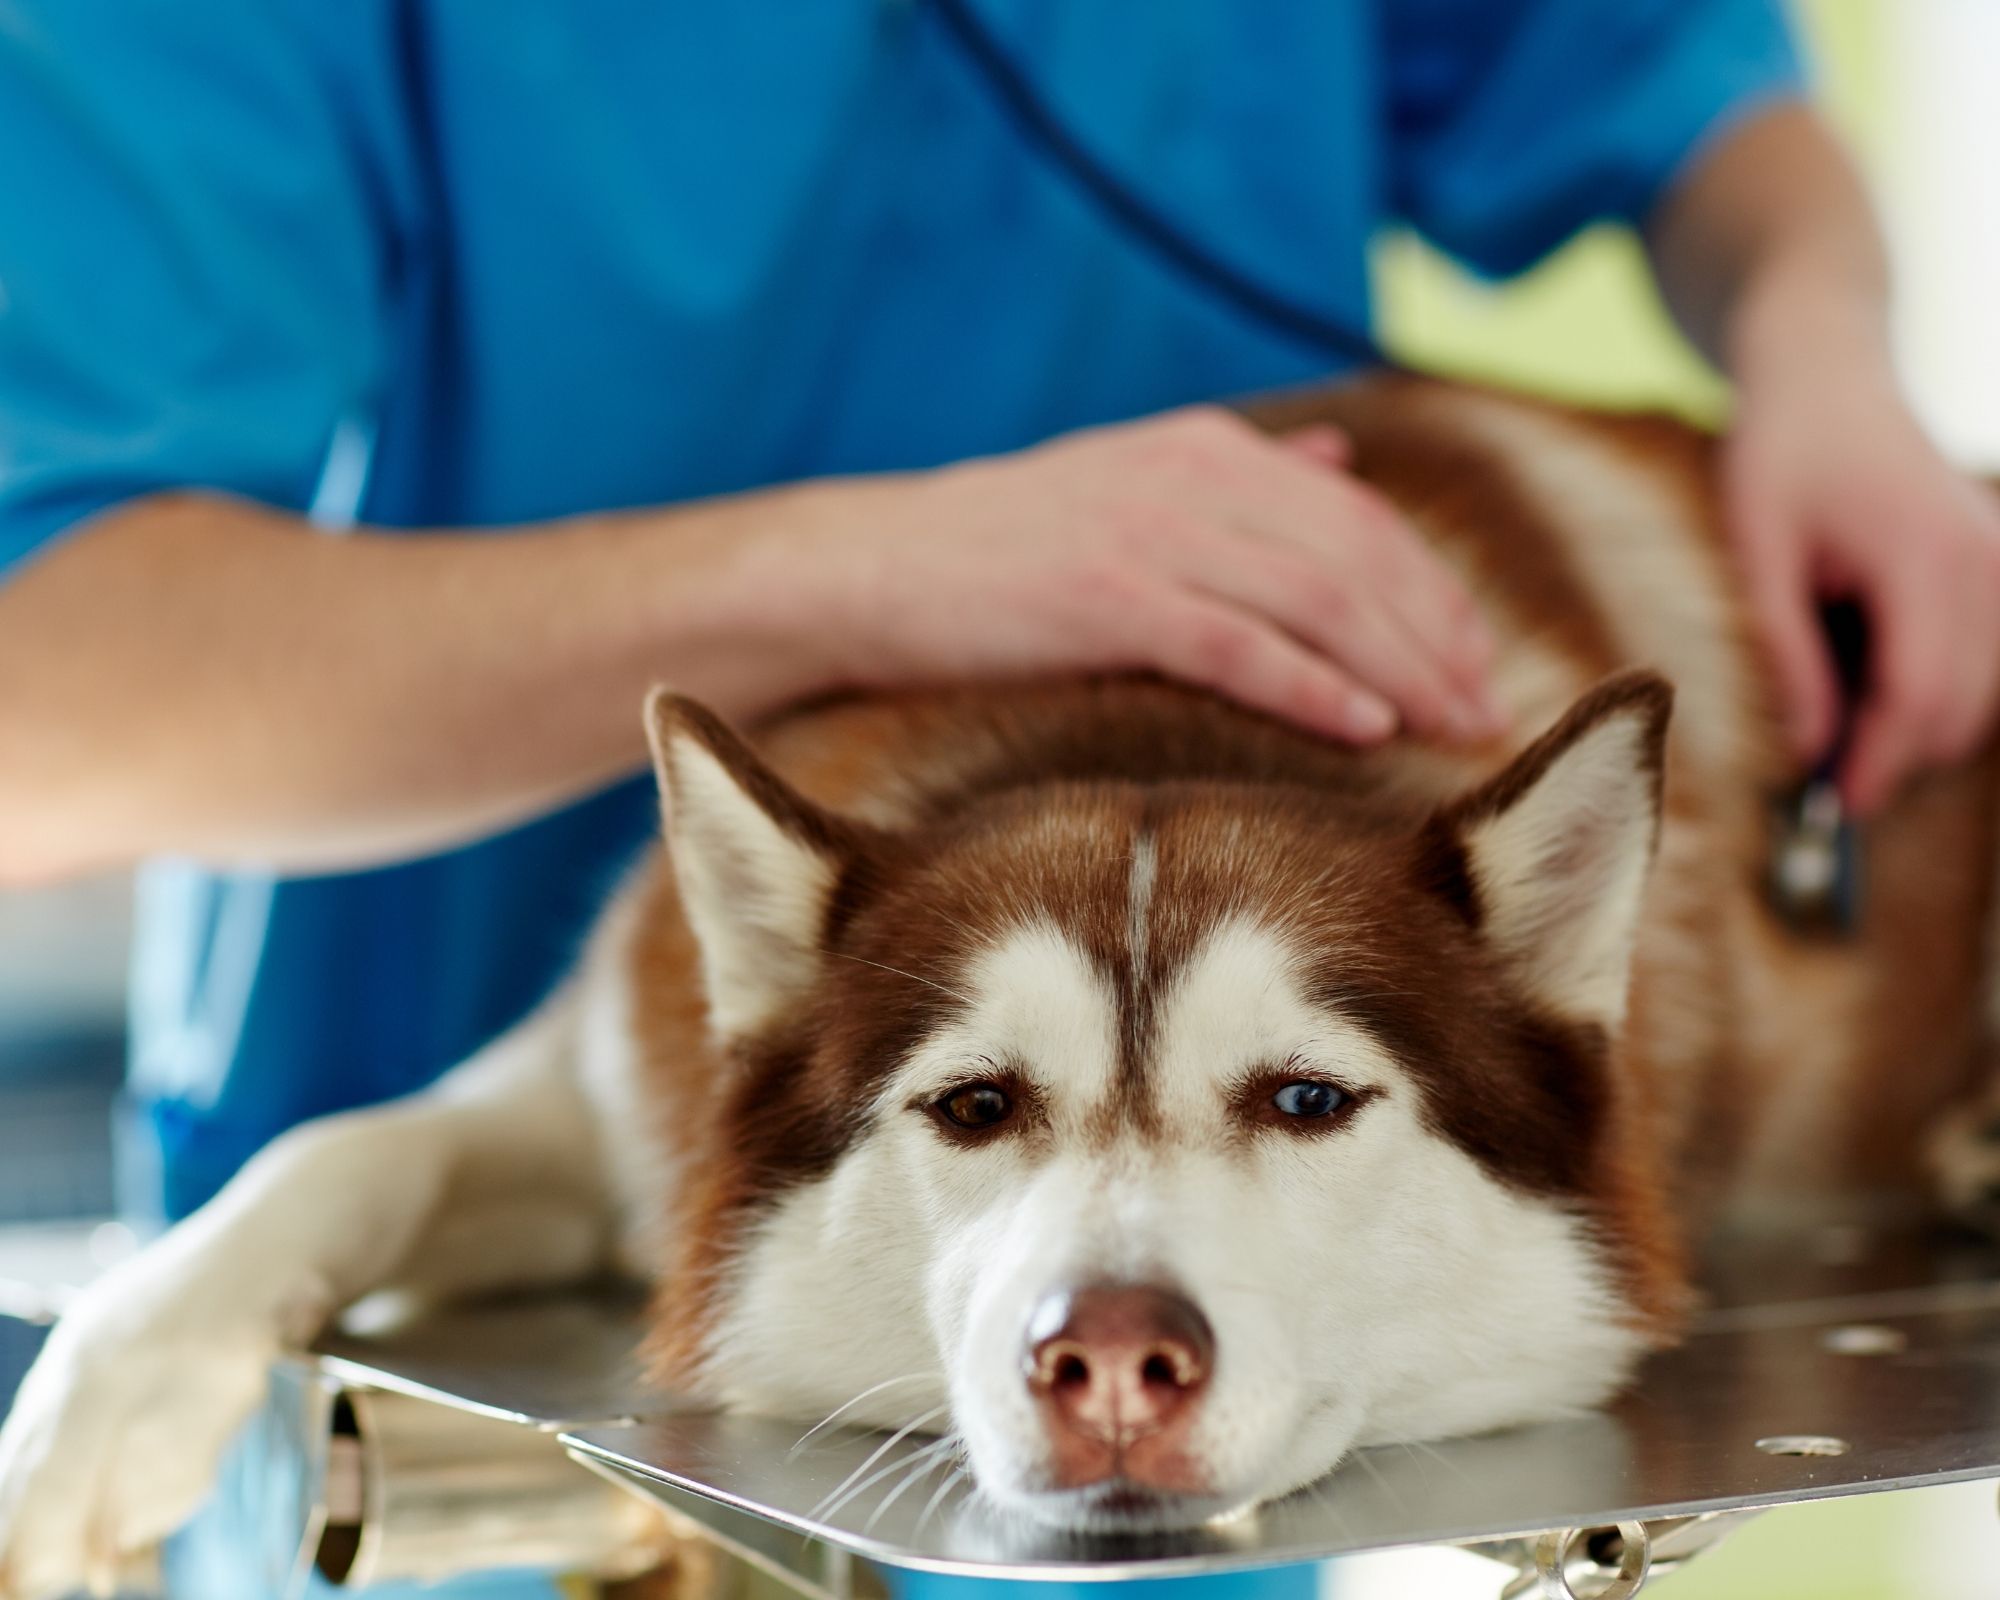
[939,1082,1013,1130]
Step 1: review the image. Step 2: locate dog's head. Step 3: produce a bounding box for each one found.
[642,674,1680,1529]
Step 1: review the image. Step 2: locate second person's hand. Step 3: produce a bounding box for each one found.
[1723,286,2000,815]
[758,406,1506,745]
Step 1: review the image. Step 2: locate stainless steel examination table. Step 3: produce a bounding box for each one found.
[9,1214,2000,1599]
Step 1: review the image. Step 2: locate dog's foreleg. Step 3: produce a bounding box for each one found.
[0,989,611,1600]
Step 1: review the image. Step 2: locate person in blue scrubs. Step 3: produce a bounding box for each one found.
[4,3,1999,1597]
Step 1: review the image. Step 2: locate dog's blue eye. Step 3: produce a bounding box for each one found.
[1272,1081,1345,1118]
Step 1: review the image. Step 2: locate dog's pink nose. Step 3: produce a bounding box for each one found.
[1023,1284,1213,1489]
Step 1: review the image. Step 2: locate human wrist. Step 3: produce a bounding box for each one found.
[614,475,887,722]
[1727,250,1896,405]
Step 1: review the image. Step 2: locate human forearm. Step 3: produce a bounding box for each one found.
[0,405,1517,884]
[1644,99,1892,383]
[0,488,822,881]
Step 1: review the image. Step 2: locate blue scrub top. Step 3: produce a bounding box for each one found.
[2,3,1795,1591]
[0,0,1800,1222]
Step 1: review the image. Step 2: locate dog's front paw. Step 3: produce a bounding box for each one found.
[0,1268,279,1600]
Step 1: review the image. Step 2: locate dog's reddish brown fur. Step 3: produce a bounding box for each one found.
[631,376,2000,1385]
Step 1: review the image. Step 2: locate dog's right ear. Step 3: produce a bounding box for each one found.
[645,690,861,1041]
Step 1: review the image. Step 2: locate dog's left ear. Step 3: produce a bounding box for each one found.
[645,690,863,1041]
[1421,671,1673,1031]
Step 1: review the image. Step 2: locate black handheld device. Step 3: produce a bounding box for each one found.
[1768,600,1869,936]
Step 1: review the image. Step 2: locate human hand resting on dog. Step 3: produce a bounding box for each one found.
[781,405,1506,749]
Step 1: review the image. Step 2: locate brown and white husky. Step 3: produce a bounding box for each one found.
[4,378,1998,1593]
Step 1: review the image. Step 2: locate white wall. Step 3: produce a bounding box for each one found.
[1887,3,2000,469]
[0,876,129,1058]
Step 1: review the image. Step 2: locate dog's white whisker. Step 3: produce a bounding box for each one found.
[815,1427,957,1526]
[1400,1438,1475,1489]
[788,1374,941,1457]
[807,1404,953,1523]
[912,1462,972,1536]
[1347,1447,1412,1517]
[862,1435,962,1532]
[1300,1474,1359,1542]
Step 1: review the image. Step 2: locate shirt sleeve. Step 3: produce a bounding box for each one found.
[1381,0,1805,278]
[0,0,403,574]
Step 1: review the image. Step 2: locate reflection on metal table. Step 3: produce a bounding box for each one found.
[276,1216,2000,1597]
[9,1216,1998,1595]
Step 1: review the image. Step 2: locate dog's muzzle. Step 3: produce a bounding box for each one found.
[1021,1282,1215,1494]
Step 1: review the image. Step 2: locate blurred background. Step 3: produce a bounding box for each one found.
[1379,0,2000,469]
[2,2,1997,1595]
[0,874,124,1224]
